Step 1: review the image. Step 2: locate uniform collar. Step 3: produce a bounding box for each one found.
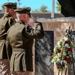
[4,13,11,17]
[16,20,25,24]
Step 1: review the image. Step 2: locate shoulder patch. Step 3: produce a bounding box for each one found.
[26,24,32,32]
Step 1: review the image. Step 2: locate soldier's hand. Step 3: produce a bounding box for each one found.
[31,15,37,22]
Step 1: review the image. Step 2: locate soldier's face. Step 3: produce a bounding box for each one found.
[8,8,16,18]
[20,14,30,23]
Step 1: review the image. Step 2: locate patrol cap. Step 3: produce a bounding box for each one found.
[15,7,31,14]
[3,2,17,9]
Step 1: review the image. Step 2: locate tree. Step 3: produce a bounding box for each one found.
[32,5,50,13]
[39,5,49,12]
[32,9,40,13]
[56,1,61,12]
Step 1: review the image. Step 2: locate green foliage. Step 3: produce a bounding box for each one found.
[32,5,50,13]
[32,9,40,13]
[39,5,48,12]
[56,1,61,12]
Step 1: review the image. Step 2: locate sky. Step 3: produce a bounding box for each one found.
[0,0,58,12]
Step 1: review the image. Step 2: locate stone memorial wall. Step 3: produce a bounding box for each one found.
[0,17,75,75]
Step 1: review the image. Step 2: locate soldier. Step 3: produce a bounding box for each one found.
[0,2,17,59]
[6,7,44,74]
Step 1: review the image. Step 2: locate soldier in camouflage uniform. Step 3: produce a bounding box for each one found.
[0,2,17,59]
[6,7,44,73]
